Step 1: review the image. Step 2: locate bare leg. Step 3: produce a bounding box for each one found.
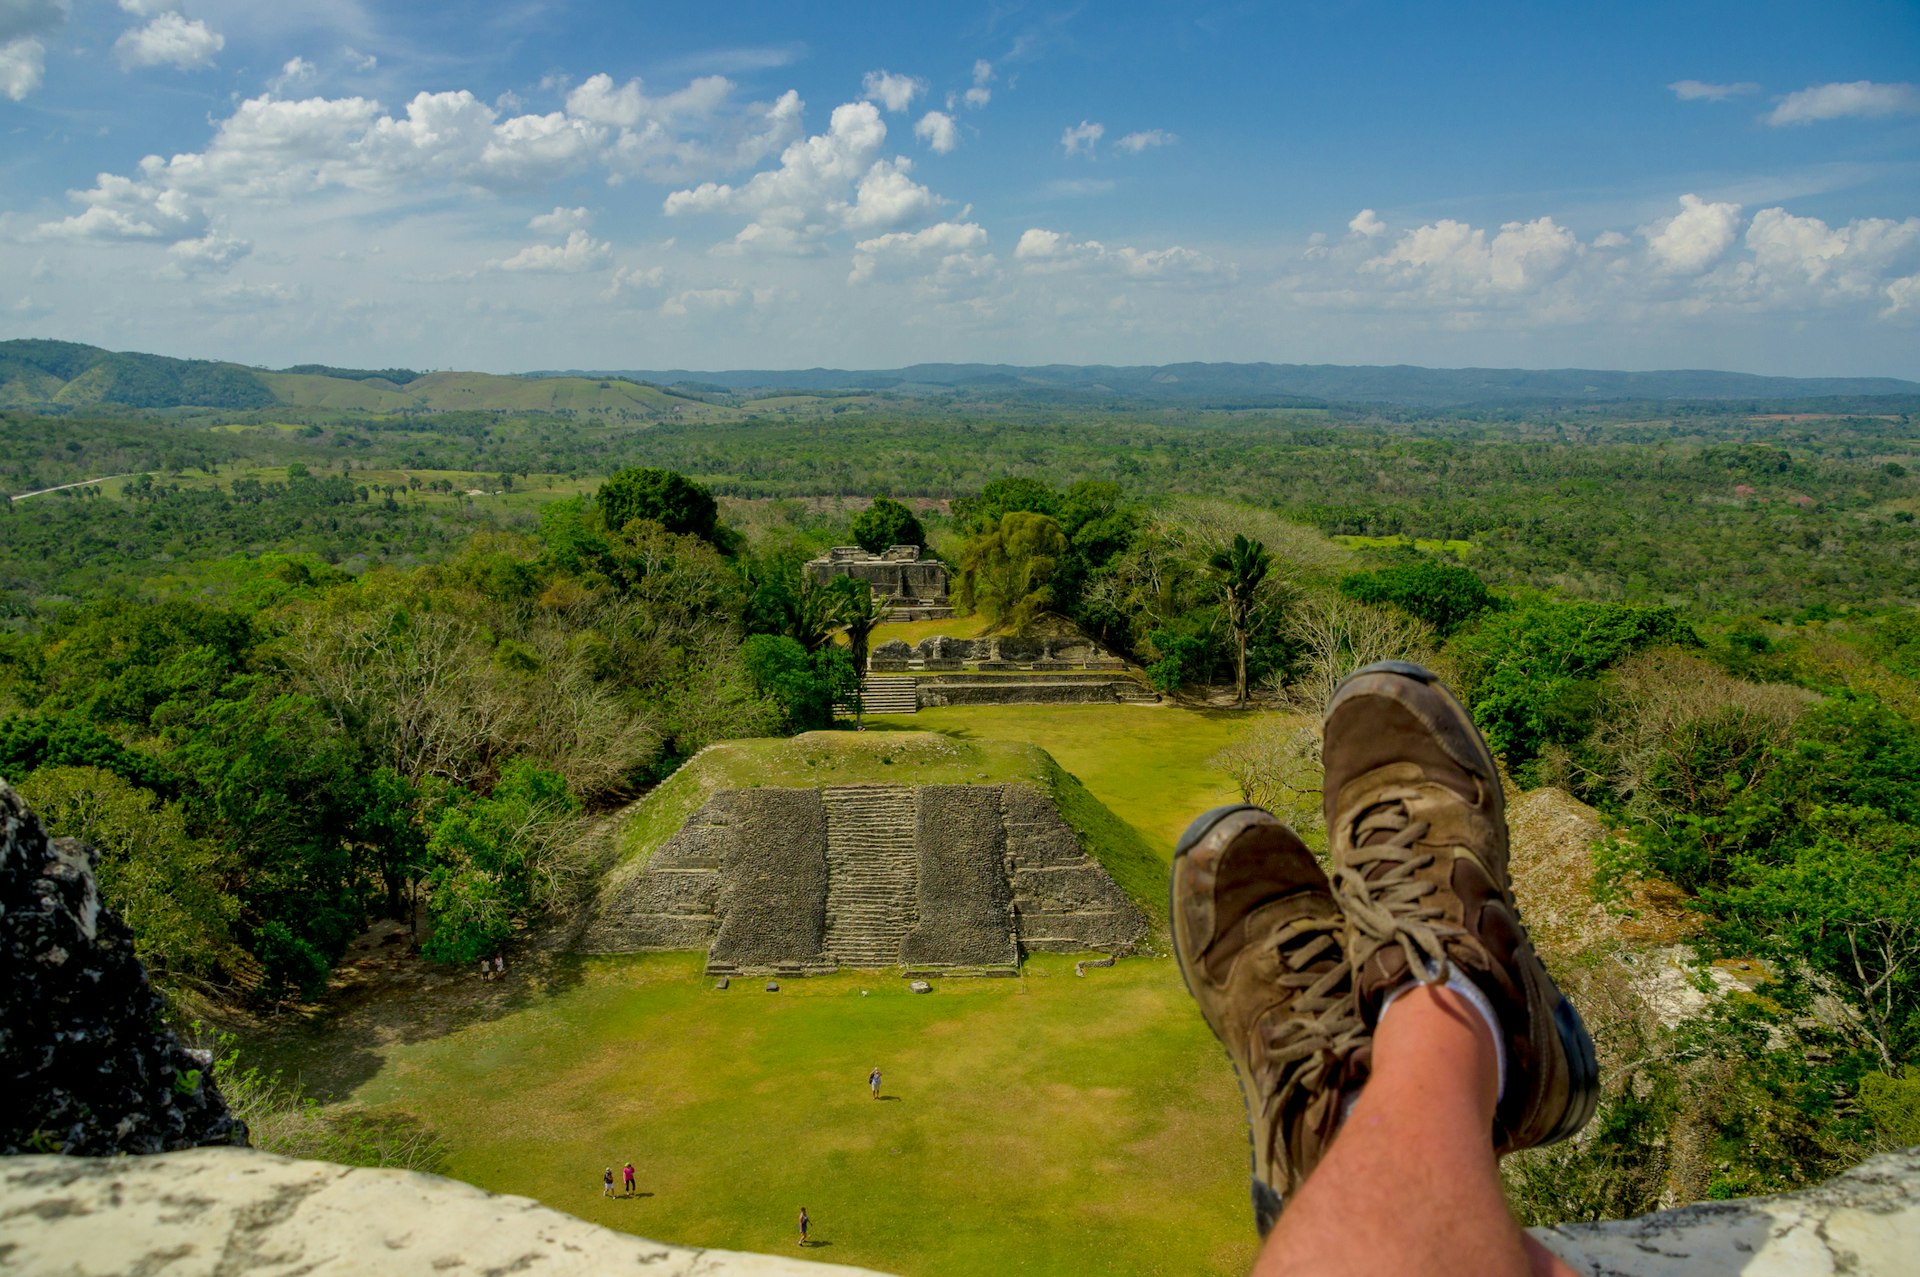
[1251,985,1578,1277]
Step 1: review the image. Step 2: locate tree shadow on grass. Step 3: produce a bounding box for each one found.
[234,931,593,1104]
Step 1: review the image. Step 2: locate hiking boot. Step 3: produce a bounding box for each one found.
[1322,660,1597,1155]
[1172,804,1370,1235]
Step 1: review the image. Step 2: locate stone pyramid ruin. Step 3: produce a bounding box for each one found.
[580,734,1152,975]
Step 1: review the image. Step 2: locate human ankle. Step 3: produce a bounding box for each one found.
[1379,975,1505,1110]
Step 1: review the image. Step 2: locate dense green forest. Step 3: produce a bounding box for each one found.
[1,391,1916,1216]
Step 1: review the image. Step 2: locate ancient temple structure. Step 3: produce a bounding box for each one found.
[804,545,952,619]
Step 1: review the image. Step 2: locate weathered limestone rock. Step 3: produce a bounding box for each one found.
[0,1147,888,1276]
[4,1144,1914,1276]
[1533,1147,1920,1275]
[0,780,243,1157]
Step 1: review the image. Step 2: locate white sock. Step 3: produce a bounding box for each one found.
[1381,963,1507,1104]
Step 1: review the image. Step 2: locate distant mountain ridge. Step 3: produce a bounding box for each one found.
[3,340,1917,413]
[546,361,1920,408]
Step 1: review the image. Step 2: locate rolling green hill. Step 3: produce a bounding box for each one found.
[0,341,735,419]
[0,340,274,410]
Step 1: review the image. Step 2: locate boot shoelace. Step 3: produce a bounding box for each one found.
[1256,915,1368,1131]
[1331,799,1465,986]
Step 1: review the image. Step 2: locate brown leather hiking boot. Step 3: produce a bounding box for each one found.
[1322,660,1597,1155]
[1172,804,1370,1235]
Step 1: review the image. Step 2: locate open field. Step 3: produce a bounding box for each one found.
[317,952,1258,1277]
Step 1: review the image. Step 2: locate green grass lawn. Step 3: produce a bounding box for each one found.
[882,704,1273,858]
[343,953,1258,1277]
[870,612,993,647]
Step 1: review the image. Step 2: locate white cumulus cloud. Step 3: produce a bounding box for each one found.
[664,99,943,247]
[1060,120,1103,157]
[115,11,224,71]
[1348,209,1386,238]
[1,0,66,99]
[0,36,45,99]
[862,69,923,113]
[1767,80,1920,126]
[528,205,590,234]
[1365,216,1578,295]
[963,59,993,109]
[164,231,250,276]
[915,110,958,154]
[848,220,988,282]
[1641,193,1743,274]
[1115,129,1176,153]
[1016,227,1226,280]
[1669,79,1758,102]
[490,229,612,273]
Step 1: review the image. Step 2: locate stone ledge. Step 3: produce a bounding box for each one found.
[1533,1146,1920,1276]
[0,1147,888,1276]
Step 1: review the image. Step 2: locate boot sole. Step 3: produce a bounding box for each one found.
[1327,660,1600,1149]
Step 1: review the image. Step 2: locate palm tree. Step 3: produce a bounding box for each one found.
[785,574,844,653]
[836,581,893,725]
[1209,533,1273,707]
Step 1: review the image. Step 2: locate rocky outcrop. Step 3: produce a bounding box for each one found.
[0,779,243,1157]
[1533,1146,1920,1275]
[0,1147,887,1276]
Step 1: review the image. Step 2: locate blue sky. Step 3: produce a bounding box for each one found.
[2,1,1918,375]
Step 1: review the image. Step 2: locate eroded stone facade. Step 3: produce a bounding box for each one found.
[804,546,951,619]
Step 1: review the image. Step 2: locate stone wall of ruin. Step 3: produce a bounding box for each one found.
[585,781,1148,971]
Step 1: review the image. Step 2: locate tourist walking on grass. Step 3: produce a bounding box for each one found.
[622,1161,636,1197]
[602,1167,615,1198]
[869,1066,882,1099]
[798,1207,810,1246]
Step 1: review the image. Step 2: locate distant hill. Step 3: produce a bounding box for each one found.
[0,341,734,419]
[4,340,1916,413]
[0,339,275,410]
[550,361,1920,409]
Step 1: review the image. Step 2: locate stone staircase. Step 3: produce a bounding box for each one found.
[1113,679,1161,704]
[852,675,919,715]
[822,786,919,967]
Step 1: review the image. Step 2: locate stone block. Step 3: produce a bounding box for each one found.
[909,980,932,993]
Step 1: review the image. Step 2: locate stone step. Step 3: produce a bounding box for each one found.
[822,785,919,965]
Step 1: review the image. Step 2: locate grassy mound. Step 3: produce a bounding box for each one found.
[611,731,1166,925]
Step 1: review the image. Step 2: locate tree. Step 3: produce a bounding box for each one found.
[1339,561,1496,636]
[954,511,1068,630]
[16,765,241,985]
[1208,534,1273,706]
[1449,599,1697,766]
[740,634,856,731]
[1711,807,1920,1074]
[850,497,925,555]
[422,760,583,965]
[834,581,892,724]
[952,477,1058,534]
[594,467,718,543]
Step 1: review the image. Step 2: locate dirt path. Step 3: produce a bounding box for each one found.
[11,475,132,500]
